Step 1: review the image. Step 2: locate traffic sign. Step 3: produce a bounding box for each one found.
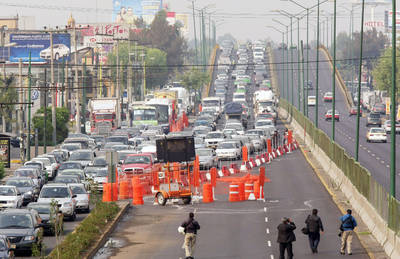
[32,89,39,101]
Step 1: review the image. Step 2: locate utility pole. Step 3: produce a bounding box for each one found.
[116,40,120,101]
[127,58,132,124]
[306,8,309,117]
[50,32,56,146]
[73,26,80,133]
[192,1,198,65]
[301,40,305,116]
[27,52,32,161]
[332,0,337,141]
[43,68,47,153]
[290,17,293,105]
[316,0,320,128]
[65,60,69,110]
[61,58,65,107]
[390,0,397,198]
[18,59,23,138]
[355,0,365,162]
[297,17,301,111]
[202,10,207,70]
[82,58,87,134]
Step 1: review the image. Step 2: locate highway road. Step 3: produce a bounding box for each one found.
[274,48,400,199]
[94,49,368,259]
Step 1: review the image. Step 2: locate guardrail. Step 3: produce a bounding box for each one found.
[279,98,400,258]
[319,45,354,109]
[202,44,219,99]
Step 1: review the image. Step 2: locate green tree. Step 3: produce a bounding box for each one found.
[372,47,400,97]
[33,107,69,145]
[0,76,17,132]
[179,68,210,103]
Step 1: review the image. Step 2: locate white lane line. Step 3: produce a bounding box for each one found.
[264,207,267,212]
[268,240,271,247]
[367,150,371,153]
[270,255,275,259]
[265,217,268,222]
[381,161,385,164]
[376,157,380,160]
[372,153,375,157]
[387,165,390,168]
[266,228,270,234]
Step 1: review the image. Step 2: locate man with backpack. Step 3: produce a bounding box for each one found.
[305,209,324,253]
[181,212,200,259]
[340,209,357,255]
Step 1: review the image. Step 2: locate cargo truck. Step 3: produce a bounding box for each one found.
[89,97,121,133]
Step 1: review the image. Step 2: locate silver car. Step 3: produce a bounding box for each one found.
[196,148,218,169]
[68,183,90,213]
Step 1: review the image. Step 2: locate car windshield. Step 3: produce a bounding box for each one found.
[106,136,128,144]
[371,128,385,133]
[0,187,16,196]
[14,170,35,178]
[256,120,273,126]
[203,100,219,107]
[196,149,213,156]
[40,187,70,198]
[62,144,80,151]
[6,179,32,188]
[225,124,243,131]
[93,158,107,166]
[219,142,236,149]
[194,120,209,127]
[70,152,91,161]
[55,177,79,184]
[59,163,81,170]
[370,113,380,118]
[112,145,130,151]
[33,158,50,166]
[124,156,150,164]
[0,214,33,229]
[28,204,51,214]
[70,185,86,195]
[194,138,204,144]
[206,133,223,139]
[96,169,108,177]
[194,129,209,135]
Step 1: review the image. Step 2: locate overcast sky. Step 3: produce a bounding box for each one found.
[0,0,394,44]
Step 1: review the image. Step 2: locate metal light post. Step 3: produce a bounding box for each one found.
[273,19,290,101]
[267,26,285,98]
[316,0,320,128]
[332,0,337,141]
[355,0,365,162]
[27,52,32,161]
[390,0,397,197]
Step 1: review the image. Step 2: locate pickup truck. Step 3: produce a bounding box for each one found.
[120,153,160,174]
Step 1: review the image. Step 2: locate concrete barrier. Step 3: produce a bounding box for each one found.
[278,106,396,258]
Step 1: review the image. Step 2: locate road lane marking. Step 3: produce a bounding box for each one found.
[381,161,385,164]
[264,207,267,212]
[270,255,275,259]
[266,228,270,234]
[268,240,271,247]
[265,217,268,222]
[372,153,375,157]
[376,157,380,160]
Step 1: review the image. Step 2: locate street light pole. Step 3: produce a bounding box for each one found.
[191,0,198,65]
[316,0,320,128]
[267,26,285,98]
[50,32,56,146]
[332,0,337,141]
[355,0,365,162]
[390,0,397,198]
[27,52,32,161]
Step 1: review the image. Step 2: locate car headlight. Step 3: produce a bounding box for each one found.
[25,191,32,195]
[63,202,73,207]
[24,235,35,241]
[7,200,16,204]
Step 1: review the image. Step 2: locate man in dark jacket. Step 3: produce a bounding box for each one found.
[181,212,200,259]
[277,217,296,259]
[340,209,357,255]
[305,209,324,253]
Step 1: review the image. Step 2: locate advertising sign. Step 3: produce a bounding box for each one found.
[0,138,10,168]
[113,0,162,25]
[385,11,400,31]
[9,33,71,63]
[83,35,115,48]
[364,21,384,28]
[79,23,129,39]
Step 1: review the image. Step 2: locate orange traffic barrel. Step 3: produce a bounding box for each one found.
[229,182,240,202]
[112,183,118,201]
[119,181,129,200]
[244,181,254,200]
[254,180,264,199]
[202,183,214,203]
[132,177,144,205]
[102,183,111,202]
[238,181,245,201]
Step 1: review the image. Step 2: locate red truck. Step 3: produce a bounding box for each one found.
[120,153,160,174]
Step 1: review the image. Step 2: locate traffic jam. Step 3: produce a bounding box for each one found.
[0,39,296,257]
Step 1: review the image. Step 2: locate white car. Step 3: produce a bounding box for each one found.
[196,148,218,169]
[68,183,90,213]
[255,119,275,131]
[0,186,23,208]
[366,128,387,143]
[233,92,246,103]
[69,149,95,168]
[215,141,242,160]
[224,123,245,135]
[383,120,400,134]
[308,96,316,106]
[38,183,77,220]
[204,131,225,149]
[32,157,56,179]
[40,44,70,60]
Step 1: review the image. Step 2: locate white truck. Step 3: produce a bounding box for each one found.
[169,87,191,115]
[253,90,276,116]
[88,97,121,133]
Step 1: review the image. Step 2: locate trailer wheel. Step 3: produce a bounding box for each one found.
[156,193,167,206]
[182,196,191,205]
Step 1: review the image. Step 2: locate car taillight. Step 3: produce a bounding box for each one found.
[369,134,374,136]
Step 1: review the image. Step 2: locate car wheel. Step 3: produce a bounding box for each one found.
[182,196,191,205]
[383,140,387,143]
[156,192,167,206]
[366,139,370,143]
[54,53,60,60]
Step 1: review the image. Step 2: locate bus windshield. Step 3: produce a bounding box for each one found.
[95,113,114,120]
[203,100,219,107]
[133,109,156,121]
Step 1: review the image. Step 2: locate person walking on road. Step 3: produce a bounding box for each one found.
[277,217,296,259]
[340,209,357,255]
[305,209,324,253]
[181,212,200,259]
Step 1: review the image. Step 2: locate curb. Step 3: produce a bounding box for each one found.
[83,201,130,259]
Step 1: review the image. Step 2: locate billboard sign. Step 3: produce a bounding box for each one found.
[83,35,115,48]
[113,0,162,25]
[364,21,384,28]
[385,11,400,31]
[9,33,71,63]
[79,23,129,39]
[0,138,10,168]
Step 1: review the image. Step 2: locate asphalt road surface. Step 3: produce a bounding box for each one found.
[274,48,400,199]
